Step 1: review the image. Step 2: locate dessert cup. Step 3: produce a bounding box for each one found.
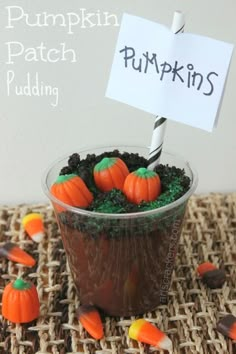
[42,145,198,316]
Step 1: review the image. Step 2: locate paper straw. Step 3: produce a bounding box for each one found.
[148,11,185,170]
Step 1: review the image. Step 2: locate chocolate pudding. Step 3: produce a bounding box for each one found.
[43,146,197,316]
[58,202,186,316]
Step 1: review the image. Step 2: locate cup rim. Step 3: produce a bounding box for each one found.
[42,145,198,219]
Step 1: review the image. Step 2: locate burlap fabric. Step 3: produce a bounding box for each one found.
[0,193,235,354]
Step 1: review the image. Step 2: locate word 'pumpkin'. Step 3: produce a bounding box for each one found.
[2,278,40,323]
[94,157,129,192]
[50,173,93,209]
[123,167,161,204]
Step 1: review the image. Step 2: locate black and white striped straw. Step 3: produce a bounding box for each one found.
[148,11,185,170]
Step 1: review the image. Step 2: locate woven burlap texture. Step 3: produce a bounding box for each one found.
[0,193,235,354]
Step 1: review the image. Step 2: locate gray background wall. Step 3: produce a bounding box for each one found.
[0,0,235,204]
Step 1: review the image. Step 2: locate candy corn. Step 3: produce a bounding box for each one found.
[197,262,217,276]
[0,242,36,266]
[22,213,45,243]
[217,314,236,340]
[76,305,104,340]
[197,262,226,289]
[129,319,172,351]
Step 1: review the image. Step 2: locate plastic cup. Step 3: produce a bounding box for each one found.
[42,145,197,316]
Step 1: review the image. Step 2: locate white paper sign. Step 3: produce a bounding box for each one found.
[106,13,234,132]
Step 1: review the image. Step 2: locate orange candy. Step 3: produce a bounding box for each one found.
[50,174,93,211]
[230,323,236,340]
[230,322,236,340]
[22,213,45,243]
[197,262,217,277]
[129,319,172,351]
[2,278,40,323]
[123,168,161,204]
[196,262,226,288]
[77,305,104,340]
[217,314,236,340]
[93,157,129,192]
[0,242,36,266]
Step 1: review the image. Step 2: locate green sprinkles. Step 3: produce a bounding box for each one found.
[89,189,130,214]
[138,177,185,211]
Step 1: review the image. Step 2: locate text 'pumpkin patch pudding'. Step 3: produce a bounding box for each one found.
[44,146,197,316]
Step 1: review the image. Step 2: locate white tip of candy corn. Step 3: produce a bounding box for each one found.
[31,232,44,243]
[158,336,173,351]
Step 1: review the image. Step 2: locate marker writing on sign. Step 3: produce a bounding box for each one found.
[119,46,219,96]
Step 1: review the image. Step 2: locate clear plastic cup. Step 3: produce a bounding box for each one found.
[42,145,197,316]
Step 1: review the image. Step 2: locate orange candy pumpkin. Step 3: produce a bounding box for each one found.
[2,278,40,323]
[93,157,129,192]
[50,173,93,209]
[123,167,161,204]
